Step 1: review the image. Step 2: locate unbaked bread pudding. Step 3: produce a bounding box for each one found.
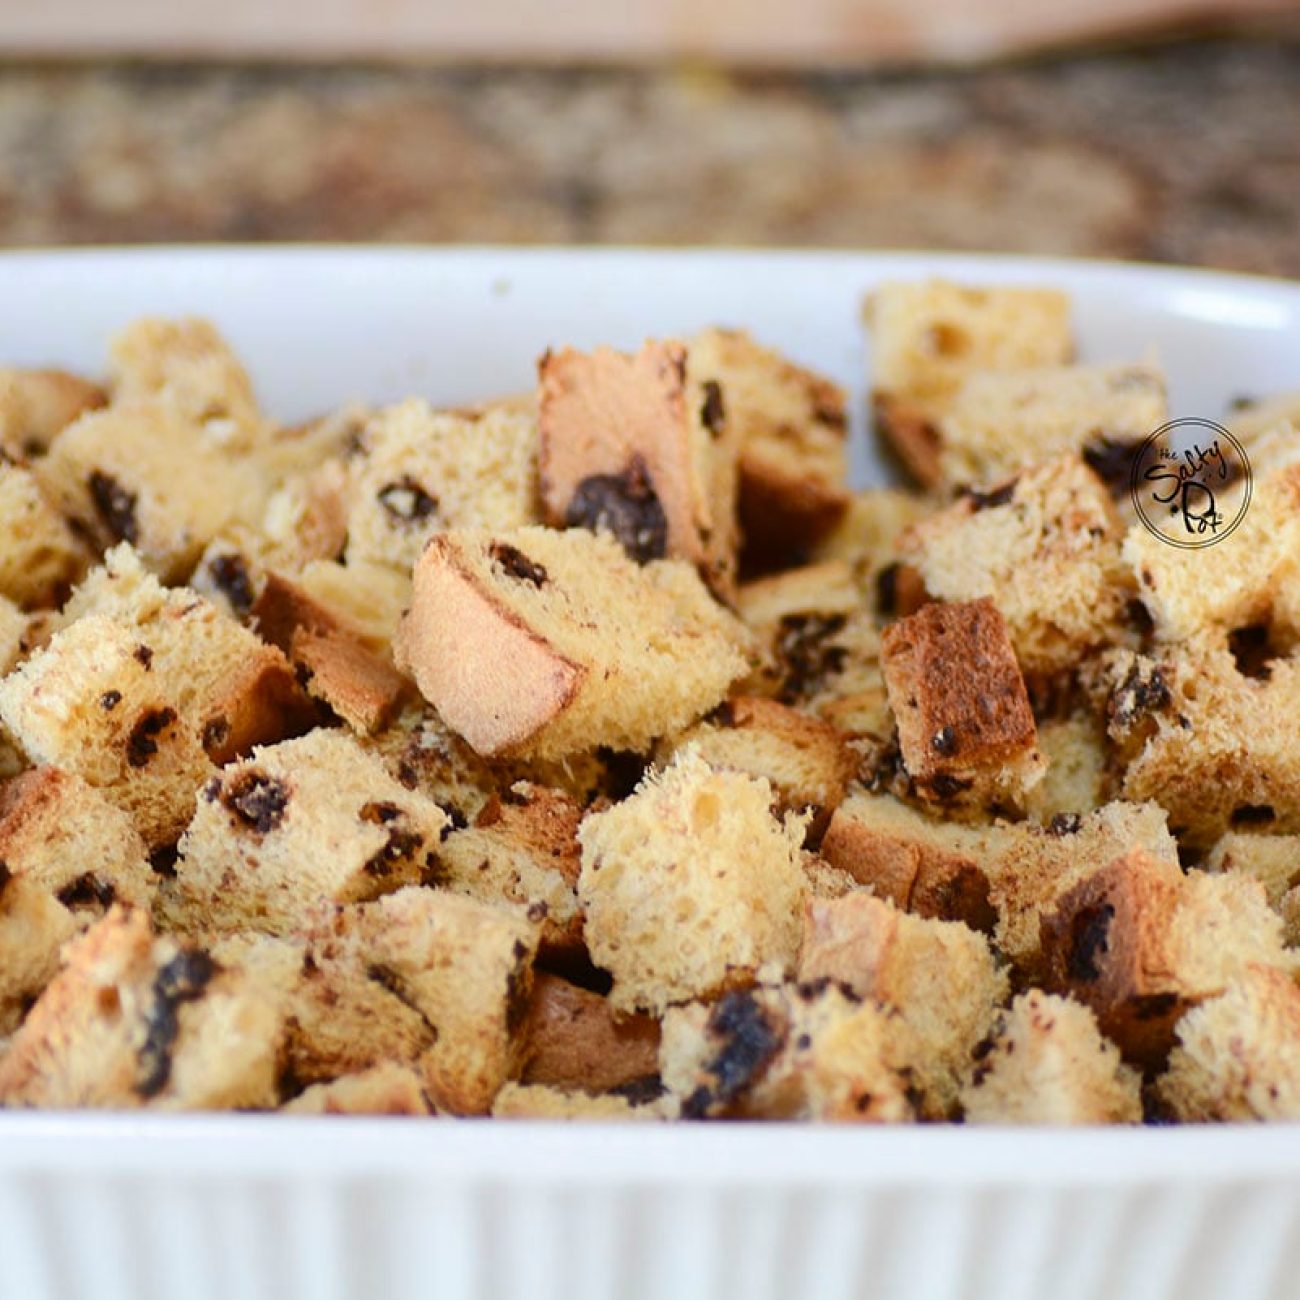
[0,282,1298,1123]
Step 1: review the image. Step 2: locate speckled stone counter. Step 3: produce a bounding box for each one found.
[0,39,1297,275]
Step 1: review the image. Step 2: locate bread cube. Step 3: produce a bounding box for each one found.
[0,367,105,459]
[395,526,750,760]
[283,1063,432,1116]
[578,748,807,1015]
[0,458,89,609]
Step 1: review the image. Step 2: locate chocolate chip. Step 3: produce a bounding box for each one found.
[221,770,290,834]
[201,716,231,755]
[208,554,255,617]
[1048,812,1083,836]
[1066,903,1115,983]
[489,542,548,588]
[1108,663,1171,729]
[931,725,957,756]
[136,949,218,1098]
[149,844,179,878]
[1231,804,1276,826]
[88,470,139,544]
[56,873,115,909]
[699,380,726,437]
[505,939,531,1034]
[126,707,176,768]
[378,475,438,525]
[927,773,973,801]
[608,1074,666,1106]
[360,801,425,878]
[680,990,784,1120]
[99,690,122,711]
[1083,437,1140,495]
[775,613,848,702]
[133,644,154,670]
[564,460,669,566]
[961,479,1018,512]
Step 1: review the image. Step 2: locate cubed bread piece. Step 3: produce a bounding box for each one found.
[62,544,312,763]
[0,613,213,846]
[395,526,751,760]
[689,327,849,562]
[492,1083,662,1120]
[0,907,282,1110]
[294,559,410,658]
[37,403,267,581]
[0,368,106,459]
[657,696,855,829]
[1096,635,1300,848]
[866,281,1073,487]
[799,892,1007,1115]
[0,458,89,609]
[354,887,539,1115]
[283,1063,432,1116]
[174,730,449,935]
[660,983,914,1122]
[819,792,995,932]
[881,598,1044,808]
[346,396,539,572]
[931,362,1166,491]
[0,766,154,914]
[1022,713,1111,826]
[985,800,1180,973]
[252,571,407,735]
[1206,831,1300,943]
[0,865,78,1034]
[1158,965,1300,1121]
[578,748,807,1015]
[518,972,661,1094]
[1125,461,1300,643]
[435,781,583,955]
[109,317,266,451]
[961,990,1141,1125]
[898,457,1129,677]
[538,341,740,596]
[812,488,930,589]
[210,926,434,1090]
[1041,850,1291,1066]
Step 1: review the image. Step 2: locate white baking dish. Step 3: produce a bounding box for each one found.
[2,247,1300,1300]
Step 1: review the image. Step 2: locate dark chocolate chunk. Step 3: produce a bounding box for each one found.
[1083,437,1140,495]
[126,707,177,768]
[564,459,669,565]
[56,873,115,909]
[961,479,1018,512]
[608,1074,666,1106]
[775,613,848,702]
[1066,903,1115,983]
[88,470,139,544]
[378,475,439,525]
[489,542,548,588]
[1108,662,1171,729]
[221,770,290,834]
[149,844,179,878]
[136,949,218,1098]
[699,380,726,437]
[208,553,255,617]
[133,644,154,669]
[505,938,531,1034]
[931,725,957,756]
[99,690,122,711]
[927,773,973,800]
[201,716,231,755]
[680,990,784,1120]
[1048,812,1083,836]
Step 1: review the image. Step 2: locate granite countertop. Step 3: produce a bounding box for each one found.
[0,38,1296,276]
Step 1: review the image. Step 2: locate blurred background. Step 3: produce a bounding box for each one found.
[0,0,1297,273]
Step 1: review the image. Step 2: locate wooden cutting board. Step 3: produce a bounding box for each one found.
[1,0,1295,64]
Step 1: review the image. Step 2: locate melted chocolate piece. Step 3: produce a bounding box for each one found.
[56,873,116,909]
[680,990,783,1120]
[208,554,255,617]
[1083,437,1140,495]
[126,708,176,768]
[88,470,139,544]
[222,770,290,834]
[378,475,439,525]
[564,461,668,565]
[961,479,1018,512]
[136,949,218,1098]
[1067,903,1115,983]
[699,381,726,437]
[489,542,548,588]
